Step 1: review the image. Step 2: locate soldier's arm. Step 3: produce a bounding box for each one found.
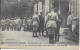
[56,14,61,22]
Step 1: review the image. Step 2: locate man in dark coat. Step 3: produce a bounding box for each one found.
[39,12,44,36]
[55,14,63,42]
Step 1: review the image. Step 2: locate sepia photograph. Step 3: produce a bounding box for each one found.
[0,0,79,49]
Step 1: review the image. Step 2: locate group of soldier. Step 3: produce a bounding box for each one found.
[1,16,32,31]
[32,9,63,43]
[1,8,63,43]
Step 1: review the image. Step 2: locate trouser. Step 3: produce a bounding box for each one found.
[14,25,17,31]
[16,24,21,31]
[23,25,27,31]
[39,27,44,36]
[55,28,59,41]
[2,25,5,31]
[6,24,10,31]
[56,23,62,41]
[47,27,56,43]
[28,25,32,31]
[33,30,38,37]
[46,29,48,36]
[49,34,54,43]
[67,24,72,33]
[10,25,15,31]
[33,26,38,37]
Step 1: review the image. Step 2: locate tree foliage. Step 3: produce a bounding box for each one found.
[2,0,34,18]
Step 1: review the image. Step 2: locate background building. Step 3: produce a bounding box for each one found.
[0,0,1,17]
[34,0,69,28]
[69,0,79,35]
[33,0,79,35]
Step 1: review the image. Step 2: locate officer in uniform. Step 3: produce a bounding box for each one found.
[27,17,32,31]
[6,17,11,31]
[16,17,21,31]
[1,17,6,31]
[13,17,16,31]
[46,9,60,43]
[45,12,51,36]
[56,13,63,42]
[22,17,27,31]
[39,12,44,36]
[67,11,72,32]
[10,17,15,31]
[32,12,39,37]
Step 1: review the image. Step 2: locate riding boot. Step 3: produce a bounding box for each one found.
[42,30,44,36]
[33,31,34,37]
[35,31,38,37]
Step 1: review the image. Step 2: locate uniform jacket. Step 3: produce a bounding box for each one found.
[32,14,39,26]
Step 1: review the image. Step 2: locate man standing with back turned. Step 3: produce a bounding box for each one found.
[32,12,39,37]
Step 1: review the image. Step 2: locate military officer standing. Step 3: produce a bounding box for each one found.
[39,12,44,36]
[6,17,11,31]
[1,17,6,31]
[46,9,60,43]
[32,12,39,37]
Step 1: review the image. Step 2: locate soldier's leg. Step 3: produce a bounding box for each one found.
[49,34,52,43]
[6,25,8,30]
[35,26,38,37]
[36,26,38,37]
[33,26,35,37]
[33,31,35,37]
[30,25,32,31]
[9,25,10,31]
[42,27,44,36]
[51,28,53,43]
[25,26,26,31]
[15,25,17,31]
[5,25,6,30]
[6,25,7,30]
[7,27,9,31]
[3,25,5,31]
[11,25,13,31]
[36,31,37,36]
[46,29,48,36]
[57,29,59,41]
[49,34,51,43]
[48,28,51,43]
[19,25,21,31]
[17,25,19,31]
[2,25,4,31]
[39,31,41,36]
[10,25,11,31]
[51,34,53,43]
[18,25,20,31]
[7,25,9,31]
[52,32,55,42]
[55,28,59,41]
[39,27,41,36]
[23,25,25,31]
[18,24,21,31]
[55,28,58,41]
[29,25,30,31]
[12,25,13,31]
[14,25,16,31]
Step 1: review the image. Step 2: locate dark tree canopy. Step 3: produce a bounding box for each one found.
[1,0,34,18]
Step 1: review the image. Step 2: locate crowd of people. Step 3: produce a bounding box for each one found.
[1,16,32,31]
[32,9,63,43]
[1,9,63,43]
